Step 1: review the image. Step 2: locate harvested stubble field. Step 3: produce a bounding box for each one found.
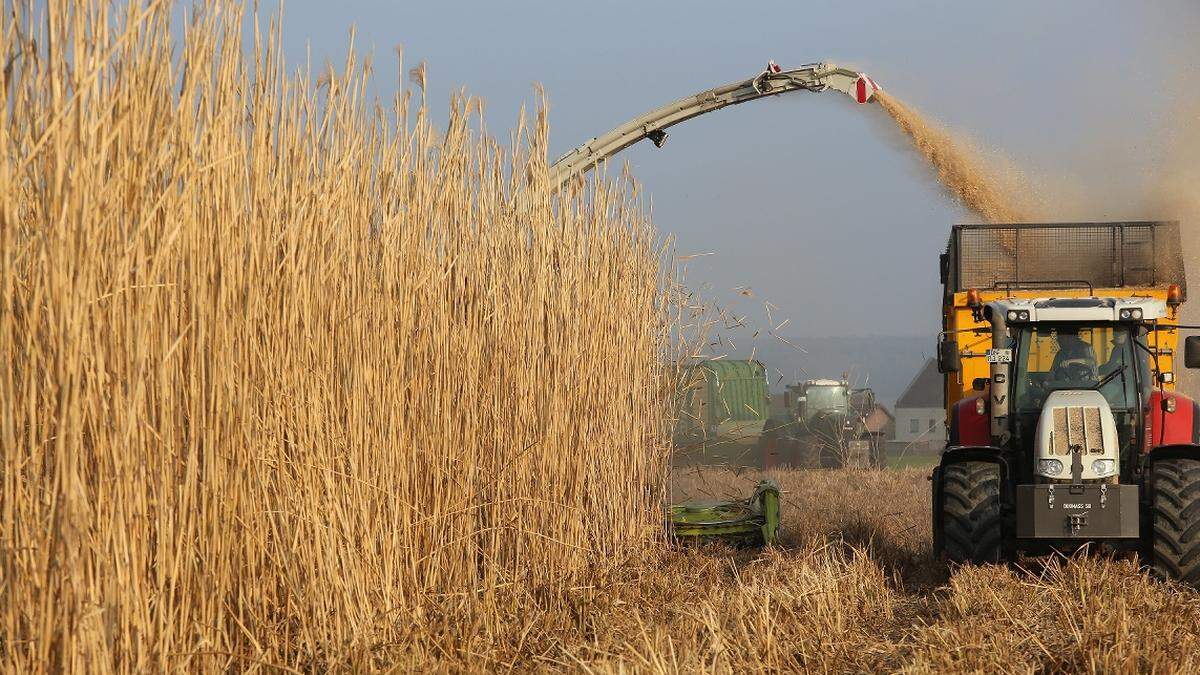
[7,0,1200,672]
[663,467,1200,673]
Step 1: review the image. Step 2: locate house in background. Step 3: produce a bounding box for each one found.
[863,403,895,441]
[891,358,945,452]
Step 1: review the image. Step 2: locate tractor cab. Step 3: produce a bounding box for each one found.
[790,378,851,427]
[989,297,1163,485]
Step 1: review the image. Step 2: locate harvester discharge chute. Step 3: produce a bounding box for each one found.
[550,61,878,186]
[668,479,781,547]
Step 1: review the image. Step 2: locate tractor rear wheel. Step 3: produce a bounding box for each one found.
[869,436,887,469]
[940,461,1002,564]
[820,442,843,469]
[758,422,784,470]
[1150,458,1200,585]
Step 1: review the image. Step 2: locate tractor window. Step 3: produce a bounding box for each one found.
[804,386,847,415]
[1011,324,1145,412]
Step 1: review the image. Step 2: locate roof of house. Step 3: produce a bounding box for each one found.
[868,403,894,419]
[895,358,942,409]
[863,404,894,433]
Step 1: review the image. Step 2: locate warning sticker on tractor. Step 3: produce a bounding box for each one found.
[986,348,1012,363]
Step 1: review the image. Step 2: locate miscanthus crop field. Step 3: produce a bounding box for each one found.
[5,1,1200,672]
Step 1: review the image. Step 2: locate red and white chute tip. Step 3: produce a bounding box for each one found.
[853,74,881,104]
[766,60,782,74]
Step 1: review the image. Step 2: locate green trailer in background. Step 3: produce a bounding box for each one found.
[671,359,771,465]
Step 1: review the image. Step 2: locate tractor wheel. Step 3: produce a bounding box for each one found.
[1150,458,1200,585]
[820,445,841,469]
[940,461,1002,564]
[758,423,782,470]
[819,438,846,469]
[791,438,820,469]
[871,438,887,469]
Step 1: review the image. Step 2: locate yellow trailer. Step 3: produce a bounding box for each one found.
[937,222,1186,417]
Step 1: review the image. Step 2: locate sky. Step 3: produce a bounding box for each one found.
[256,1,1198,349]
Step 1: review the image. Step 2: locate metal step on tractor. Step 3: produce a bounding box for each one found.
[929,221,1200,583]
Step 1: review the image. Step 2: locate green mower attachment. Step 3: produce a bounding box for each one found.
[667,480,781,547]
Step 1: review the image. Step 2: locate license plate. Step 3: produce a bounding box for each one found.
[986,348,1012,363]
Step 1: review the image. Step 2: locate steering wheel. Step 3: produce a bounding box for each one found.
[1054,358,1097,385]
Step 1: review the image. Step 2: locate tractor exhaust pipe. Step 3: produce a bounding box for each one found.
[988,305,1011,445]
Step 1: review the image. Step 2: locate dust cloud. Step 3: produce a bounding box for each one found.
[873,91,1029,224]
[1147,100,1200,283]
[1145,99,1200,396]
[874,84,1200,394]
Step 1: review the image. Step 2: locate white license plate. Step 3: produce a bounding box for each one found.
[986,348,1012,363]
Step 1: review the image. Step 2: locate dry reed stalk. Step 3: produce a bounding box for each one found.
[1,0,672,670]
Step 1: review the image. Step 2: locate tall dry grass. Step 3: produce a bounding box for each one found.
[1,0,670,670]
[653,467,1200,673]
[13,2,1200,672]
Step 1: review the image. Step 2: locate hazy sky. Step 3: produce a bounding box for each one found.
[264,1,1198,343]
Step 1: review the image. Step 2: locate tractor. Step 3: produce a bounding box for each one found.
[930,221,1200,583]
[763,378,883,469]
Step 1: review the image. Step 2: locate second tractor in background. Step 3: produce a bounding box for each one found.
[762,377,885,469]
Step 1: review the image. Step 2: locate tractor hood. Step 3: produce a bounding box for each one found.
[1033,390,1120,481]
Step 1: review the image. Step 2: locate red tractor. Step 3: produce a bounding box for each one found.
[930,221,1200,583]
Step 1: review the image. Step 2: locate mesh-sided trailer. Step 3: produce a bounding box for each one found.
[939,221,1186,414]
[941,221,1186,300]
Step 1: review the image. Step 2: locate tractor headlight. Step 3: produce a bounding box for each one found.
[1037,459,1064,477]
[1119,308,1143,320]
[1008,310,1018,321]
[1091,459,1116,477]
[1006,310,1030,322]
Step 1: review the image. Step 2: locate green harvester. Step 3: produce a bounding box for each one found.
[667,480,781,547]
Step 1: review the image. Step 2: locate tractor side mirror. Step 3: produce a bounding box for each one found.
[937,338,960,373]
[1186,336,1200,369]
[972,377,989,391]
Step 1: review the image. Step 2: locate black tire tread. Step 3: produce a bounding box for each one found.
[941,461,1002,564]
[1152,459,1200,585]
